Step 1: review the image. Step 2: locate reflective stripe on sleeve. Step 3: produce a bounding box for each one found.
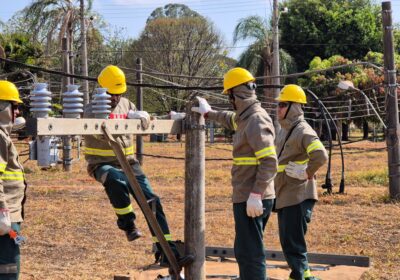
[233,157,259,165]
[0,163,6,173]
[114,204,134,215]
[255,146,276,159]
[306,140,324,154]
[84,146,134,157]
[231,114,237,131]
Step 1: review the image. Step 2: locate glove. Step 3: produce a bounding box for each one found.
[12,117,26,131]
[246,193,263,218]
[191,97,211,116]
[127,110,150,130]
[0,209,11,236]
[285,161,309,180]
[169,111,186,120]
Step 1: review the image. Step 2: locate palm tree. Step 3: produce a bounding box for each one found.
[233,15,296,100]
[22,0,93,56]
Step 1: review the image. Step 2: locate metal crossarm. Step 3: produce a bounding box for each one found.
[27,118,183,136]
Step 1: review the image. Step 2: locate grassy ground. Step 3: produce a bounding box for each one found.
[16,139,399,280]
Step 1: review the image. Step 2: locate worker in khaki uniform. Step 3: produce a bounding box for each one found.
[192,67,277,280]
[275,85,328,280]
[0,81,26,280]
[83,65,193,270]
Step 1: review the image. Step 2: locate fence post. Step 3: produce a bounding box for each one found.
[62,38,72,172]
[136,58,143,165]
[382,1,400,199]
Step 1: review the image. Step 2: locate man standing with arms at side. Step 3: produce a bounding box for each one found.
[83,65,193,271]
[192,67,277,280]
[0,81,26,280]
[274,85,328,280]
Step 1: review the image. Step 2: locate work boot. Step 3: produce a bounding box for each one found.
[177,254,195,267]
[166,254,195,275]
[125,225,142,241]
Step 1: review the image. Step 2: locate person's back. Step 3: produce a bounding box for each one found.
[192,67,277,280]
[0,80,26,280]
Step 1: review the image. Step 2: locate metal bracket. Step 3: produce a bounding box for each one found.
[206,246,370,267]
[186,124,206,130]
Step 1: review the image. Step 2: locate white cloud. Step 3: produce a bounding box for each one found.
[112,0,201,7]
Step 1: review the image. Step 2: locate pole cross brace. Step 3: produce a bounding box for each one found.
[101,124,181,277]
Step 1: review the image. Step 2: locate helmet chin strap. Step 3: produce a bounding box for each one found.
[283,102,292,119]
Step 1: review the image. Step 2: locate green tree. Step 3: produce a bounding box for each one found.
[123,4,227,113]
[280,0,382,71]
[147,3,201,23]
[0,33,43,72]
[6,0,99,57]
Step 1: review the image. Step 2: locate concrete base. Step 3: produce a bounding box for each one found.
[128,259,369,280]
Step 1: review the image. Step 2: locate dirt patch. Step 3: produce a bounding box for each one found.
[16,141,399,280]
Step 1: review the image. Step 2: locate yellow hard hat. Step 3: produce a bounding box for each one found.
[0,80,22,103]
[276,84,307,104]
[98,65,127,94]
[223,67,255,94]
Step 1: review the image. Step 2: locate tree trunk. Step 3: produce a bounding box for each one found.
[262,44,273,113]
[342,121,349,141]
[363,119,369,139]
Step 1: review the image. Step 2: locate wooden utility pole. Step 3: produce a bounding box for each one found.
[136,58,143,165]
[184,100,205,280]
[62,38,72,172]
[272,0,281,132]
[80,0,89,105]
[382,1,400,199]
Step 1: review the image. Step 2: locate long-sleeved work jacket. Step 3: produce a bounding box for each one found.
[83,97,140,177]
[275,103,328,209]
[0,105,27,222]
[207,90,277,203]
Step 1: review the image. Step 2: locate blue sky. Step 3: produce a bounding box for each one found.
[1,0,400,59]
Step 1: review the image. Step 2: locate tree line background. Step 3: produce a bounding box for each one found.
[0,0,399,133]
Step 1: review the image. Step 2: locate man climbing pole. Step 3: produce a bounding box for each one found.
[83,65,193,271]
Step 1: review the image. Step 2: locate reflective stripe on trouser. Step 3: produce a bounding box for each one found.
[278,159,310,173]
[152,234,172,243]
[278,200,315,280]
[288,269,312,280]
[233,199,274,280]
[0,223,20,280]
[93,164,179,257]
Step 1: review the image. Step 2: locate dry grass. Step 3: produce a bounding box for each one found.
[17,139,399,280]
